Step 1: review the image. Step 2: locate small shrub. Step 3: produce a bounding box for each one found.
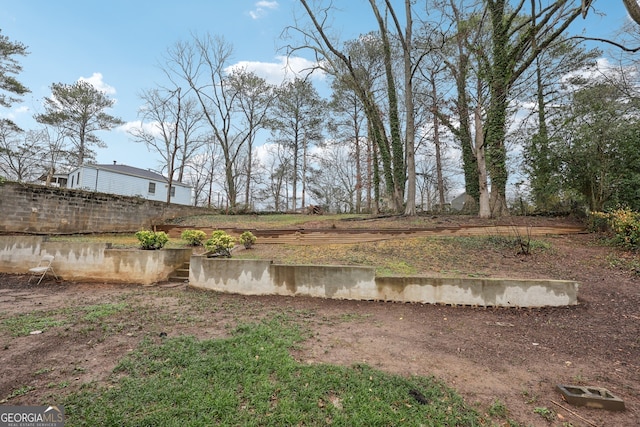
[205,230,235,257]
[591,208,640,250]
[533,406,555,422]
[135,230,169,250]
[239,231,257,249]
[608,207,640,250]
[181,229,207,246]
[587,211,610,232]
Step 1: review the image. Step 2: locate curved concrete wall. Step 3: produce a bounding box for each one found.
[189,256,579,308]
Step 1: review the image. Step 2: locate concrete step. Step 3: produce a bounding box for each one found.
[168,263,190,282]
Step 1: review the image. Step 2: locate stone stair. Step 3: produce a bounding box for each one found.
[168,261,190,283]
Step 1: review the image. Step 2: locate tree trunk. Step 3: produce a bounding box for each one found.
[369,0,405,213]
[623,0,640,25]
[370,120,381,215]
[431,78,446,211]
[355,131,362,214]
[402,0,416,216]
[292,139,299,212]
[366,130,373,213]
[485,0,510,217]
[245,132,253,209]
[475,103,490,219]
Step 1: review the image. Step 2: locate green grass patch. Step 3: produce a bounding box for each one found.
[64,319,484,426]
[377,260,418,276]
[1,312,67,336]
[170,213,368,229]
[80,303,128,322]
[1,303,130,338]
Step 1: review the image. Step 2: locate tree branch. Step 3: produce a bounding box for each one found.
[569,35,640,53]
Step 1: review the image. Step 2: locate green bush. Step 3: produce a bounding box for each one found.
[587,211,610,232]
[180,229,207,246]
[135,230,169,250]
[608,208,640,250]
[590,208,640,250]
[239,231,257,249]
[205,230,235,257]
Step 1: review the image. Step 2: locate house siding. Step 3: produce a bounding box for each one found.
[67,165,193,205]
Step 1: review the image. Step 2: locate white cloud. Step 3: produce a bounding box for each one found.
[119,120,160,137]
[78,72,117,95]
[249,1,279,20]
[559,57,633,88]
[0,104,29,121]
[226,55,325,85]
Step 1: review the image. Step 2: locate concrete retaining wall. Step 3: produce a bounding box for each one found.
[0,236,191,285]
[189,257,579,307]
[1,236,580,306]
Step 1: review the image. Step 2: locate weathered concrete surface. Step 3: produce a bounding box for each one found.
[0,236,44,273]
[375,276,578,307]
[1,237,580,305]
[0,236,192,285]
[189,258,275,295]
[189,256,579,307]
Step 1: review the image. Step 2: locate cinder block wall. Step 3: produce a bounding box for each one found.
[0,182,208,234]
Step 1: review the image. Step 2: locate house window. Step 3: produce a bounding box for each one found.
[71,175,74,187]
[148,182,156,194]
[170,186,176,197]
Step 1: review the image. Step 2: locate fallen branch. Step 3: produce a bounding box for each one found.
[551,399,599,427]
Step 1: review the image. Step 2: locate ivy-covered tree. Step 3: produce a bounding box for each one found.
[35,81,123,166]
[480,0,589,217]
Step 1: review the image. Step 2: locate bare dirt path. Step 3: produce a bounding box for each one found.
[0,228,638,426]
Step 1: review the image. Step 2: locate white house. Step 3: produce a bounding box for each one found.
[66,162,193,205]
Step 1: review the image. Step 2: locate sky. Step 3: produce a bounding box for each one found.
[0,0,634,175]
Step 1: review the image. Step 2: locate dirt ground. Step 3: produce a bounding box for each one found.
[0,218,638,426]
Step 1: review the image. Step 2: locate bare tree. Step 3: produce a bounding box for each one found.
[269,78,324,212]
[328,77,368,213]
[165,34,251,209]
[185,138,220,207]
[130,87,205,203]
[258,143,292,212]
[227,69,275,208]
[0,120,39,181]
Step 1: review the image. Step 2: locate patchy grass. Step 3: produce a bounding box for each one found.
[48,234,186,249]
[168,213,369,229]
[80,303,128,322]
[235,235,555,277]
[63,319,484,426]
[46,214,563,277]
[1,312,67,337]
[0,302,130,338]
